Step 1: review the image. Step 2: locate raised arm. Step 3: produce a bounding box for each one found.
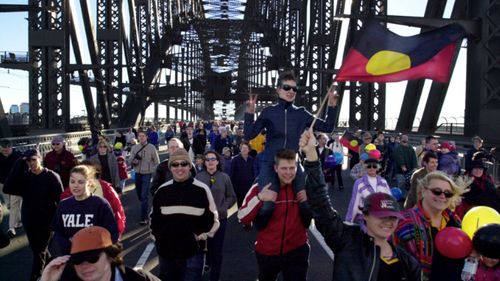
[244,94,266,141]
[300,129,350,253]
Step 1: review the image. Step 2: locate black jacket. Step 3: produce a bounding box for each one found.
[304,160,421,281]
[150,177,219,259]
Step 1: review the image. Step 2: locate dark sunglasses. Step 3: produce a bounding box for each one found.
[427,188,454,198]
[52,142,61,145]
[170,161,190,168]
[365,164,378,169]
[281,84,298,92]
[205,157,217,162]
[70,252,101,265]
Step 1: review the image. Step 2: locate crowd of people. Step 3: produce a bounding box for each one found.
[0,70,499,281]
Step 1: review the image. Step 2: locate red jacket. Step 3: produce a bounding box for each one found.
[117,156,129,180]
[43,149,77,187]
[61,179,126,235]
[237,183,308,256]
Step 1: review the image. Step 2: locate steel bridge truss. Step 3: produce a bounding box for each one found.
[26,0,488,139]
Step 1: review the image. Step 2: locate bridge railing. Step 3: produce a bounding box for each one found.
[0,51,29,63]
[3,128,128,159]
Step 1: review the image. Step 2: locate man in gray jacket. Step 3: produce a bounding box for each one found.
[129,130,160,225]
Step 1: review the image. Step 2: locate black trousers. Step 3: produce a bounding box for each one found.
[24,223,52,281]
[256,243,310,281]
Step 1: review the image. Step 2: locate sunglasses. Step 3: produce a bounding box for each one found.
[170,161,190,168]
[281,84,298,92]
[427,188,454,198]
[52,142,61,145]
[70,252,102,265]
[365,164,378,169]
[205,157,217,162]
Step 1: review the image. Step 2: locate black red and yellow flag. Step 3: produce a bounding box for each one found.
[339,131,360,153]
[336,20,466,83]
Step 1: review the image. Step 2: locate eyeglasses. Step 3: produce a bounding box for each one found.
[52,142,61,145]
[281,84,298,92]
[70,252,102,265]
[205,157,218,162]
[366,164,378,169]
[170,161,190,168]
[427,188,454,198]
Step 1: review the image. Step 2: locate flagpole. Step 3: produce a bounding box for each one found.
[310,77,338,129]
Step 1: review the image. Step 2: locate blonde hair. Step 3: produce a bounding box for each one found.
[97,139,111,152]
[417,171,471,209]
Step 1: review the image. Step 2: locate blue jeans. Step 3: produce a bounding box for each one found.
[256,243,310,281]
[134,173,152,221]
[159,253,205,281]
[206,218,227,281]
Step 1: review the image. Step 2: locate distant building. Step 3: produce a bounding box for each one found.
[20,102,29,114]
[9,104,19,114]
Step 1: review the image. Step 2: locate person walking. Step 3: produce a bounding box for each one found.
[150,149,219,281]
[4,149,64,281]
[195,150,236,281]
[129,131,160,225]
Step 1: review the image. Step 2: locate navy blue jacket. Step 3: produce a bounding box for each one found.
[245,98,338,161]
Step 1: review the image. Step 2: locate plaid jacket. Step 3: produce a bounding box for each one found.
[393,202,461,279]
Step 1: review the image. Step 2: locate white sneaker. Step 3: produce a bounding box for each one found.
[7,228,16,238]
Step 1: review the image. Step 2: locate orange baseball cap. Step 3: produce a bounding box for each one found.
[70,226,113,255]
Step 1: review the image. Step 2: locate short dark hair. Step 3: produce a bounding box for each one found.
[274,149,296,165]
[425,135,437,144]
[277,71,296,87]
[422,151,438,163]
[204,150,223,171]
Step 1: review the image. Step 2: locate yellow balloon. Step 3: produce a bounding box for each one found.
[350,140,358,147]
[461,206,500,239]
[365,143,376,152]
[78,145,84,152]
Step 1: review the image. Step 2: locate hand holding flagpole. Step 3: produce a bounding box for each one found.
[310,78,339,129]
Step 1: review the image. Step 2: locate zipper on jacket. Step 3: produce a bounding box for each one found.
[283,109,288,148]
[279,185,290,255]
[368,242,377,281]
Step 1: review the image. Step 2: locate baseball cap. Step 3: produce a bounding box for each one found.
[0,139,12,148]
[364,158,379,165]
[362,192,403,219]
[23,149,41,159]
[52,135,65,144]
[70,226,113,264]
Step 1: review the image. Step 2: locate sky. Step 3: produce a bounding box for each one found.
[0,0,466,128]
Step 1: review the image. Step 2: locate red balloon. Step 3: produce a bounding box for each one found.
[368,149,381,160]
[435,227,472,259]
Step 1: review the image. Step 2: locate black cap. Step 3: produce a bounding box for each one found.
[23,149,41,158]
[0,139,12,148]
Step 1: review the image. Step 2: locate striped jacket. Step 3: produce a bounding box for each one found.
[345,175,391,224]
[150,177,219,259]
[393,203,463,280]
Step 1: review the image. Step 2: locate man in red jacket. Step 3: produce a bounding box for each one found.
[237,149,311,281]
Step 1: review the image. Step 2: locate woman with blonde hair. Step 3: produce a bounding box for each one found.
[394,171,469,281]
[90,139,120,193]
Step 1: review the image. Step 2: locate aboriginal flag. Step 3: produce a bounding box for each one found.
[336,20,466,83]
[339,131,360,153]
